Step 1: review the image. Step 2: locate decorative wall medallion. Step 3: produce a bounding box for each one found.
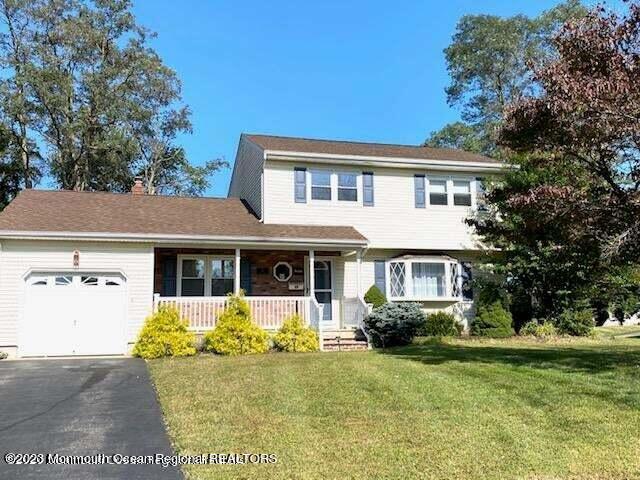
[273,262,293,282]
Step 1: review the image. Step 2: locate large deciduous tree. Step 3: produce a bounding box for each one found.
[0,0,224,202]
[425,0,586,156]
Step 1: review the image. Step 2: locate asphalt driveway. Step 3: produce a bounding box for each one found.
[0,358,182,480]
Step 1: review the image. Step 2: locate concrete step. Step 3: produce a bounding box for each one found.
[322,337,369,352]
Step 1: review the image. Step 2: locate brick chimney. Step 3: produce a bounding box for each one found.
[131,176,144,195]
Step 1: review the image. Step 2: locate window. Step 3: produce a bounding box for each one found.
[453,180,472,206]
[337,173,357,201]
[81,276,99,286]
[389,262,406,297]
[55,275,73,286]
[181,259,205,296]
[412,263,445,297]
[211,259,234,296]
[429,179,448,205]
[311,170,332,200]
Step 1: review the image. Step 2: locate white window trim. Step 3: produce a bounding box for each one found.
[336,171,358,202]
[309,169,333,202]
[385,256,463,302]
[176,254,235,297]
[305,169,362,206]
[421,175,478,208]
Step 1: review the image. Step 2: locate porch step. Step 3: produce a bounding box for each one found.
[322,329,369,351]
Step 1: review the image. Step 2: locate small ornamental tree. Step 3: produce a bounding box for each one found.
[471,302,515,338]
[133,306,196,359]
[364,285,387,309]
[363,302,426,348]
[203,293,269,355]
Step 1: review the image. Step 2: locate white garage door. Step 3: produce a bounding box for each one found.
[21,273,127,357]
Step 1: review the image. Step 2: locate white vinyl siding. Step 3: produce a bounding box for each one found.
[263,160,481,250]
[0,240,154,350]
[228,136,264,218]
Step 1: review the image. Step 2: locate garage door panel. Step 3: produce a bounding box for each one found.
[22,273,127,357]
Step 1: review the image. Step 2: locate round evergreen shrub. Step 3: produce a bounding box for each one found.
[363,302,426,348]
[203,294,269,355]
[273,314,319,352]
[421,311,461,337]
[133,306,196,359]
[471,302,515,338]
[364,285,387,309]
[555,309,594,336]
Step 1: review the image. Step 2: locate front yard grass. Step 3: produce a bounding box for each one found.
[149,337,640,480]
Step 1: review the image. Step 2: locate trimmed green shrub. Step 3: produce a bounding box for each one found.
[555,309,594,336]
[133,306,196,359]
[363,302,426,347]
[364,285,387,309]
[471,302,515,338]
[520,320,557,338]
[421,311,461,337]
[272,314,319,352]
[203,293,269,355]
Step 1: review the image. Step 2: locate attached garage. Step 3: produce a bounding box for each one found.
[21,272,127,357]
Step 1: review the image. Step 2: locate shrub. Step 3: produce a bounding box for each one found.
[272,314,319,352]
[555,309,594,336]
[520,320,557,338]
[363,302,426,347]
[203,293,269,355]
[421,311,461,337]
[364,285,387,309]
[471,302,515,338]
[133,306,196,359]
[0,351,7,360]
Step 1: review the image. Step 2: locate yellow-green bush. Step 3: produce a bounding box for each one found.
[133,306,196,359]
[203,293,269,355]
[272,314,319,352]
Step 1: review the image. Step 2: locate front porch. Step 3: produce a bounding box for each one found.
[152,247,370,348]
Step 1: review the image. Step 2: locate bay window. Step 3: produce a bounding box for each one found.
[387,257,467,300]
[178,256,235,296]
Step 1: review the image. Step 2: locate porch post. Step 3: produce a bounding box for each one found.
[309,250,315,297]
[356,249,362,298]
[234,248,241,294]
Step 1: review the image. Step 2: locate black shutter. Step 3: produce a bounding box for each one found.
[374,260,386,296]
[294,167,307,203]
[363,172,374,206]
[161,255,177,296]
[414,174,425,208]
[240,258,252,295]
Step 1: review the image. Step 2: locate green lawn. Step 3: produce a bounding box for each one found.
[149,337,640,480]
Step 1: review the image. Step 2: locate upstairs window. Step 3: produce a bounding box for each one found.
[311,171,331,200]
[453,180,472,206]
[429,179,448,205]
[337,173,357,201]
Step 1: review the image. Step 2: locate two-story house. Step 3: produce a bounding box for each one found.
[0,134,506,357]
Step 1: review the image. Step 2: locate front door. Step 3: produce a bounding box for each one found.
[314,260,333,324]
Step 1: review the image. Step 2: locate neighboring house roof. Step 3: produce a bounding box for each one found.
[0,189,367,245]
[245,133,499,164]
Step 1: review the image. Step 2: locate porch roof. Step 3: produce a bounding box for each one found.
[0,189,368,246]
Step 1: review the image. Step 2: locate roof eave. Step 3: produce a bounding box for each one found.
[263,150,511,172]
[0,230,368,249]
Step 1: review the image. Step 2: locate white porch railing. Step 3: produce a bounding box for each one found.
[154,295,312,331]
[308,297,325,352]
[341,296,372,348]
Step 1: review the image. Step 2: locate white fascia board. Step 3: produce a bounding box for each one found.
[0,230,368,249]
[264,150,512,173]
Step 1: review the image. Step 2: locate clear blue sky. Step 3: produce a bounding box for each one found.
[130,0,584,197]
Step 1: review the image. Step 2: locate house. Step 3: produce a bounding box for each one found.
[0,134,507,357]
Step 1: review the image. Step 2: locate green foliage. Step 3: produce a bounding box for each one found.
[364,285,387,309]
[520,320,557,338]
[425,122,490,155]
[203,293,269,355]
[421,311,461,337]
[555,309,594,337]
[472,302,515,338]
[272,314,319,353]
[363,302,426,348]
[0,0,225,197]
[0,351,7,360]
[133,306,196,359]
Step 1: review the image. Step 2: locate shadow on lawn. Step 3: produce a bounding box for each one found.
[379,340,640,375]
